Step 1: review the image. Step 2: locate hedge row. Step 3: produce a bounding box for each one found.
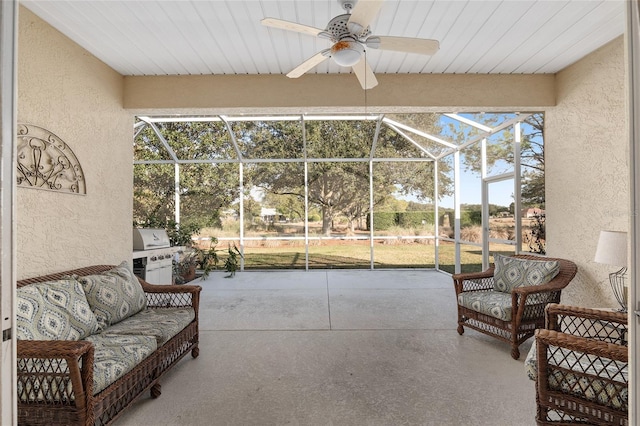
[367,210,482,231]
[366,212,435,231]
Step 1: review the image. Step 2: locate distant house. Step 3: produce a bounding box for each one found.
[521,208,545,218]
[260,207,277,222]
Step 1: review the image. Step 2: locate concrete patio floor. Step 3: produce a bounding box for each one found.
[114,269,536,426]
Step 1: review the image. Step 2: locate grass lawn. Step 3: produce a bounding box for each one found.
[235,240,518,273]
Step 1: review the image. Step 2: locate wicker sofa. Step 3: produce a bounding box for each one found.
[16,262,201,426]
[453,254,577,359]
[526,304,628,425]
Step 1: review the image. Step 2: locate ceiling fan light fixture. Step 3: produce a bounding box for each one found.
[331,40,363,67]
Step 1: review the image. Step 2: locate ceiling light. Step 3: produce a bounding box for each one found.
[331,40,363,67]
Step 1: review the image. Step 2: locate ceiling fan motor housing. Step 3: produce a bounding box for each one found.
[326,14,371,42]
[338,0,356,12]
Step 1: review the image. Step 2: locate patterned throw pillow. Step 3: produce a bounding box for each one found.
[79,261,147,330]
[16,279,99,340]
[493,253,560,293]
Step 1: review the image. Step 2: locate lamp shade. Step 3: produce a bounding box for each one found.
[594,230,627,267]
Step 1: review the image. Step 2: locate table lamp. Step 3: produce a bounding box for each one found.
[594,230,628,312]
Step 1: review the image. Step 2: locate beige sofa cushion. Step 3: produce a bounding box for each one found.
[493,254,559,293]
[79,261,147,330]
[16,279,99,341]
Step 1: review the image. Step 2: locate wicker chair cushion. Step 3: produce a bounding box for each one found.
[18,358,74,403]
[85,334,157,394]
[525,342,538,380]
[525,341,628,410]
[457,291,514,321]
[79,261,147,330]
[16,279,99,341]
[101,307,196,346]
[493,254,560,293]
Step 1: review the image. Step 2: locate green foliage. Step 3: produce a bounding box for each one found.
[222,244,243,277]
[406,201,434,211]
[133,123,240,228]
[397,212,436,228]
[237,116,452,235]
[133,217,199,247]
[439,209,480,229]
[367,212,396,230]
[366,211,435,231]
[166,222,200,247]
[526,213,546,254]
[174,238,243,280]
[522,170,545,207]
[467,210,482,225]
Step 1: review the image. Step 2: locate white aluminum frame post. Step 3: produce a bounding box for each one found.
[627,1,639,424]
[0,0,17,423]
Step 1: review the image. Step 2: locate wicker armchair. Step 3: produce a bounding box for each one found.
[530,304,628,425]
[453,255,577,359]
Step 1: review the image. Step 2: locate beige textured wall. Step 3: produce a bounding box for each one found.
[124,73,555,114]
[17,7,132,278]
[546,36,628,308]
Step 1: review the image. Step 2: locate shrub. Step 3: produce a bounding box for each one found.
[367,212,396,230]
[367,211,435,231]
[489,228,510,240]
[397,212,435,228]
[525,214,546,254]
[460,226,482,243]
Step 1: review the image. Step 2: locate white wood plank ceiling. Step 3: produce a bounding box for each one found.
[22,0,625,77]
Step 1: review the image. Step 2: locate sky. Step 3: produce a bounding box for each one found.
[438,173,515,209]
[401,112,528,209]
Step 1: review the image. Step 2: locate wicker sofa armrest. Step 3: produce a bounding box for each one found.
[138,279,202,317]
[17,340,94,409]
[544,304,628,342]
[535,328,628,363]
[18,339,93,359]
[534,310,629,424]
[452,267,496,295]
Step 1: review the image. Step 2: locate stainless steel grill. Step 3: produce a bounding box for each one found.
[132,228,180,285]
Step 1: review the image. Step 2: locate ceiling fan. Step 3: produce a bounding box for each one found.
[261,0,439,90]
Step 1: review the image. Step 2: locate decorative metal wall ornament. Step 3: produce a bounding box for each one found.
[16,124,86,194]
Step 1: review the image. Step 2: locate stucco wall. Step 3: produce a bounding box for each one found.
[17,7,132,278]
[546,36,628,308]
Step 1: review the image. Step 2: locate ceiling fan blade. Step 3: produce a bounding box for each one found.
[261,18,324,37]
[366,36,439,55]
[347,0,384,34]
[352,57,378,90]
[287,50,330,78]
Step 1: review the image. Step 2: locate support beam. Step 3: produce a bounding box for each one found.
[124,74,555,114]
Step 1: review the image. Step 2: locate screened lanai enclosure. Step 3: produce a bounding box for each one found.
[133,112,545,274]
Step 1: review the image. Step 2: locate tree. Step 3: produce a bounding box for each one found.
[133,122,240,229]
[519,114,545,207]
[238,117,452,235]
[262,192,305,222]
[134,116,454,237]
[448,113,545,207]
